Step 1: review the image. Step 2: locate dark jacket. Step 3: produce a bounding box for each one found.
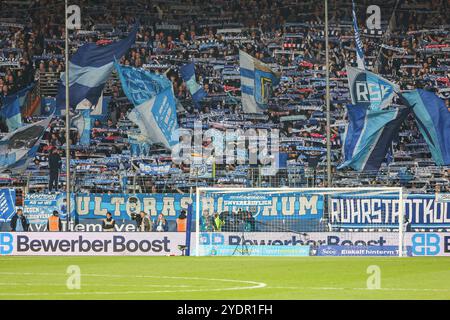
[10,214,30,231]
[48,152,62,173]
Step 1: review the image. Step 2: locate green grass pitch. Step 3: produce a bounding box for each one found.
[0,256,449,300]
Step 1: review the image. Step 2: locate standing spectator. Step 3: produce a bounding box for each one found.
[102,212,116,232]
[47,210,62,232]
[176,210,187,232]
[139,211,151,232]
[10,209,29,232]
[48,148,62,192]
[155,213,169,232]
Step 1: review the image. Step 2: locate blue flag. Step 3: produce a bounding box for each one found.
[127,86,179,149]
[0,188,16,222]
[72,108,91,146]
[346,66,399,110]
[339,105,410,172]
[180,63,207,107]
[401,89,450,165]
[239,50,280,113]
[352,0,365,69]
[0,84,34,107]
[115,62,172,106]
[0,117,52,173]
[0,97,22,132]
[56,26,137,109]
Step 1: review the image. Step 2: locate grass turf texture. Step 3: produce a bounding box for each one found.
[0,256,449,300]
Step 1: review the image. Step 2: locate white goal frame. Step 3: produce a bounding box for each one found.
[195,187,404,257]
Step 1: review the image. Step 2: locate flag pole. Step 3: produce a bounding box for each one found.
[325,0,332,187]
[64,0,71,230]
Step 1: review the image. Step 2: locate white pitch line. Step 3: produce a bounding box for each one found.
[269,286,450,292]
[0,272,267,296]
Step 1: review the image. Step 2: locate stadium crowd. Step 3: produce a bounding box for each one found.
[0,0,449,195]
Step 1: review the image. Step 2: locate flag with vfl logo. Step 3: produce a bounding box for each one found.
[240,50,280,113]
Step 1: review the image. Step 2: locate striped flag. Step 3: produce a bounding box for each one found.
[239,50,280,113]
[352,0,366,70]
[339,105,410,172]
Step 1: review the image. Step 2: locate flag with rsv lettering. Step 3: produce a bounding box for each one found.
[240,50,280,113]
[56,25,137,109]
[401,89,450,165]
[339,105,410,172]
[346,66,399,110]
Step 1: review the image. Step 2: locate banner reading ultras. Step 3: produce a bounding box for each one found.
[0,233,186,256]
[199,190,324,219]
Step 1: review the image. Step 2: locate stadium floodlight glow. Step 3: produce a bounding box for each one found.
[195,187,404,257]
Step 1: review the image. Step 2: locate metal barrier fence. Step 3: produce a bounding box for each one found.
[2,165,449,195]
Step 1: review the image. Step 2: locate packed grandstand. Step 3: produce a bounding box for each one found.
[0,0,449,200]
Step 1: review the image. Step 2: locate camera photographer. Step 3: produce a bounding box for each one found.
[131,211,151,232]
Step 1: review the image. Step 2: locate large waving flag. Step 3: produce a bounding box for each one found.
[127,86,178,150]
[401,89,450,165]
[0,117,52,172]
[56,26,137,109]
[346,66,399,110]
[339,105,410,172]
[0,97,22,131]
[72,108,91,146]
[352,0,365,69]
[180,63,207,108]
[115,62,172,106]
[0,84,34,107]
[239,50,280,113]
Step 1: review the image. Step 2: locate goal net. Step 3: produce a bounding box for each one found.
[195,187,406,257]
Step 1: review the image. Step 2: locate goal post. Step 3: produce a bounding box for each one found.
[195,187,405,257]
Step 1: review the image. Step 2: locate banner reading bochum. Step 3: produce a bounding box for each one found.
[199,190,324,220]
[346,66,399,110]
